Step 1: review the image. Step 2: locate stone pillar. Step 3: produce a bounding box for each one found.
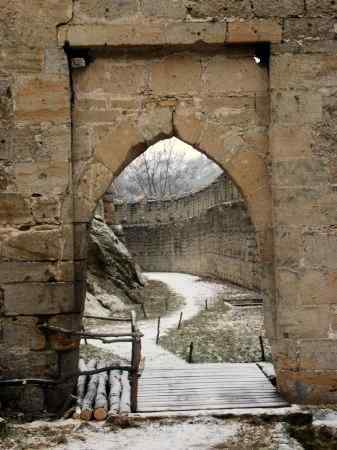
[270,51,337,403]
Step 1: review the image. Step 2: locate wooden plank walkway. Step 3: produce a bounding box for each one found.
[137,363,289,413]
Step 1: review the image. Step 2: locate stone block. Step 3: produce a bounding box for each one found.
[1,1,72,48]
[95,121,145,173]
[1,317,46,351]
[166,22,227,45]
[18,385,45,413]
[252,0,304,17]
[273,159,328,188]
[201,96,257,127]
[277,369,337,404]
[74,58,147,96]
[14,160,70,196]
[74,160,113,222]
[151,54,202,95]
[0,348,58,378]
[12,124,71,163]
[270,126,313,160]
[271,91,322,126]
[204,55,268,94]
[284,18,335,40]
[0,193,33,226]
[0,48,44,74]
[271,54,337,90]
[298,269,337,306]
[306,0,337,16]
[31,196,61,225]
[300,340,337,370]
[0,261,74,283]
[138,105,173,143]
[60,23,165,47]
[173,101,204,146]
[228,20,282,43]
[142,0,185,18]
[272,339,299,371]
[44,48,69,75]
[276,268,300,308]
[1,225,73,261]
[274,225,301,269]
[302,229,337,270]
[183,0,253,18]
[273,186,337,227]
[296,305,331,339]
[74,0,139,22]
[72,125,93,162]
[14,76,70,124]
[3,282,77,315]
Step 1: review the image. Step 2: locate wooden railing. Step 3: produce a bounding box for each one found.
[0,311,143,413]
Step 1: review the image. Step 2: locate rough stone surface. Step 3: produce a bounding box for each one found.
[2,0,337,412]
[108,174,260,290]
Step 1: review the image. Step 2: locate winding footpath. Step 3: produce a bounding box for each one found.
[92,272,254,367]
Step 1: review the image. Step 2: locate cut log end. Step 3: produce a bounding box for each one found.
[80,408,93,421]
[94,407,108,421]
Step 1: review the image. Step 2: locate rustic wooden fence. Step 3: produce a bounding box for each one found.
[0,311,143,413]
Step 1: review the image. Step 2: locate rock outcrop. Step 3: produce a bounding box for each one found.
[86,216,145,317]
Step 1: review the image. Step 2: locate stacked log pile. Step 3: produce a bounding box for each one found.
[73,359,131,421]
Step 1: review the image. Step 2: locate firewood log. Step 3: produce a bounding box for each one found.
[108,370,122,417]
[94,361,109,421]
[119,371,131,415]
[80,359,98,421]
[73,359,88,419]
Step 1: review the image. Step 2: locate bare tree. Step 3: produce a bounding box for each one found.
[112,138,222,201]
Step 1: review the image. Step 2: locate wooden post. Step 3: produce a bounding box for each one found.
[188,342,194,364]
[177,312,183,330]
[259,335,266,362]
[130,336,141,413]
[141,303,148,319]
[205,299,208,310]
[156,317,161,345]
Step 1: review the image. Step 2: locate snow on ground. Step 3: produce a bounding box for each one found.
[89,272,235,367]
[54,418,239,450]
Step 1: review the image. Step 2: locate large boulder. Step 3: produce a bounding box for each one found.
[85,217,145,317]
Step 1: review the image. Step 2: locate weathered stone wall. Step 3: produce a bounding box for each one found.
[106,174,260,290]
[0,1,79,413]
[1,0,337,410]
[108,173,241,225]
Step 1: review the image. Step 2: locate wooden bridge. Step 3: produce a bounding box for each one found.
[136,363,288,413]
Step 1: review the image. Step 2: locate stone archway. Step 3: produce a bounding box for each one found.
[72,47,275,346]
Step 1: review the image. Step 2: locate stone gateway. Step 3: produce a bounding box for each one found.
[1,0,337,412]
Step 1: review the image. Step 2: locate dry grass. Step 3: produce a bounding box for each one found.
[160,295,272,363]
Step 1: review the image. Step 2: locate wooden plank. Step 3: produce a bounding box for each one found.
[139,398,287,406]
[140,375,269,380]
[140,373,262,380]
[136,363,288,414]
[139,393,280,404]
[140,381,273,387]
[139,386,278,392]
[139,389,278,398]
[138,403,289,412]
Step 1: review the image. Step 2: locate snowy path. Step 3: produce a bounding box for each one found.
[91,272,251,368]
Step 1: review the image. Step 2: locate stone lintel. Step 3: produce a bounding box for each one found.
[58,20,282,49]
